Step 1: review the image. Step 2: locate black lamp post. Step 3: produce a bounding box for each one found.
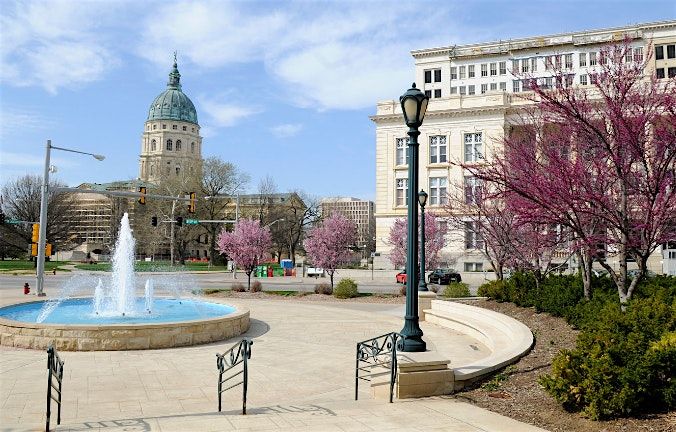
[418,190,428,292]
[399,83,429,352]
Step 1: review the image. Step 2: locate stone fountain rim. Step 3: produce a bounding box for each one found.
[0,297,248,330]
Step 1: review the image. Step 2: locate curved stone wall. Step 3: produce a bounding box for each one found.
[0,302,249,351]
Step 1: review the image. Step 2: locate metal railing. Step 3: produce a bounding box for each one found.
[355,332,404,403]
[217,338,253,414]
[46,345,64,432]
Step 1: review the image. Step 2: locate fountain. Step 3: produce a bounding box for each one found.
[0,213,249,351]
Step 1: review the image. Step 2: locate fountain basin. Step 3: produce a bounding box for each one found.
[0,298,249,351]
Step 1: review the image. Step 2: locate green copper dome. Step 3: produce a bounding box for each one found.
[147,58,198,125]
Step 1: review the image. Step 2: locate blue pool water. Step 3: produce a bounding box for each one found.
[0,298,236,325]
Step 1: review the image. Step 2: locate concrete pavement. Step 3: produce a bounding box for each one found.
[0,279,545,431]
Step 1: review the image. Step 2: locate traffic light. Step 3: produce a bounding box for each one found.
[31,243,38,256]
[176,217,183,227]
[188,192,196,214]
[138,186,147,205]
[151,216,158,227]
[45,243,52,256]
[32,223,40,242]
[0,212,5,225]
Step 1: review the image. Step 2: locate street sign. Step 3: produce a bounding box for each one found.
[185,219,200,225]
[7,219,22,225]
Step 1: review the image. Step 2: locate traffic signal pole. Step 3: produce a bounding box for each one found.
[36,141,51,297]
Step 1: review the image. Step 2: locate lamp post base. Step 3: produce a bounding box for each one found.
[400,316,427,352]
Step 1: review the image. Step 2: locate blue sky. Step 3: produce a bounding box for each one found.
[1,0,674,200]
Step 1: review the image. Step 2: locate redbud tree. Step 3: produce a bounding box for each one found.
[387,212,448,272]
[217,218,272,291]
[303,213,357,288]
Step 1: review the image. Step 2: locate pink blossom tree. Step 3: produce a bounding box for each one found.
[387,212,448,272]
[217,218,272,291]
[303,213,357,288]
[466,41,676,304]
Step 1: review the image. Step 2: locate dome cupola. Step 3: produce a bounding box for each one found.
[147,55,198,125]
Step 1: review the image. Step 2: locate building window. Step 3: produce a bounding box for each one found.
[512,59,518,73]
[175,166,181,175]
[634,47,643,63]
[153,124,157,130]
[182,126,187,131]
[429,177,447,205]
[481,83,488,94]
[459,86,466,95]
[464,262,484,272]
[459,66,466,79]
[424,90,432,98]
[579,52,587,67]
[625,49,633,63]
[580,74,588,85]
[513,80,520,93]
[396,137,409,165]
[176,140,182,151]
[563,54,572,69]
[656,46,664,60]
[151,139,156,151]
[465,222,484,249]
[565,74,574,87]
[450,86,457,94]
[434,69,441,82]
[172,124,177,130]
[464,132,483,162]
[429,135,447,163]
[499,82,506,91]
[490,82,497,91]
[521,59,529,73]
[589,52,597,66]
[657,68,666,79]
[424,70,432,83]
[395,178,408,206]
[468,85,475,95]
[191,142,195,153]
[162,124,167,129]
[192,127,195,132]
[668,45,676,59]
[166,139,173,151]
[490,62,497,76]
[468,65,475,78]
[531,57,538,72]
[481,63,488,77]
[450,66,457,80]
[464,176,482,205]
[499,61,506,75]
[669,67,676,78]
[434,89,442,98]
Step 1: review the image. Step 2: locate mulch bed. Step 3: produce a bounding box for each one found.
[454,299,676,432]
[205,290,407,304]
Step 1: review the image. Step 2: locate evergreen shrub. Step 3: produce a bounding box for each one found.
[334,278,359,299]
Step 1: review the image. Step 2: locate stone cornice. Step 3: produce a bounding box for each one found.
[411,20,676,60]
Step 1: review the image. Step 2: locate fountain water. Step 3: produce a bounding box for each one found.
[110,213,136,315]
[144,279,154,313]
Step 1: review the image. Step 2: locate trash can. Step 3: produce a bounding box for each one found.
[267,266,273,278]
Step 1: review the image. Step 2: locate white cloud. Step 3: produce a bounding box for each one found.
[0,108,54,134]
[198,96,262,129]
[137,1,470,111]
[0,0,120,93]
[270,123,303,138]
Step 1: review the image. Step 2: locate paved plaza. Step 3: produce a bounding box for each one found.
[0,278,546,431]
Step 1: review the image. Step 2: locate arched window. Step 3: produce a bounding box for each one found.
[191,142,195,153]
[176,140,182,151]
[166,139,173,151]
[153,124,157,130]
[151,139,156,151]
[175,166,181,175]
[150,164,155,175]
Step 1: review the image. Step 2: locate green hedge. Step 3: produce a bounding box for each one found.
[334,278,359,299]
[441,282,471,298]
[480,272,676,420]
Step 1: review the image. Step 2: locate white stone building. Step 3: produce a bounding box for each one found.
[371,20,676,274]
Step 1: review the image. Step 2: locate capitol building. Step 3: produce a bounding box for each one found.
[63,57,207,260]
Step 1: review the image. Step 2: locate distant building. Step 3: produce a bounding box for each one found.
[371,20,676,273]
[321,197,375,258]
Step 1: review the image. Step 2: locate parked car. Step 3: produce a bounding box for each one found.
[396,270,407,284]
[428,268,462,284]
[307,267,324,278]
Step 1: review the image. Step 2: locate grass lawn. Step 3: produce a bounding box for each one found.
[0,260,71,272]
[74,261,230,272]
